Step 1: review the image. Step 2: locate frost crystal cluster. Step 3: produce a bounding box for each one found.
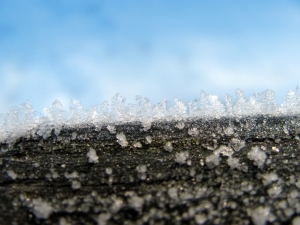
[0,89,299,145]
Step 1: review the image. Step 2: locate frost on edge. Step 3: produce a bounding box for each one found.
[0,89,300,146]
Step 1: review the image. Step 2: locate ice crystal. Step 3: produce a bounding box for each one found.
[0,89,299,146]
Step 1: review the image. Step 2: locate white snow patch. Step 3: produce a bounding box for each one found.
[87,147,99,163]
[225,126,234,135]
[188,127,199,136]
[136,164,147,173]
[250,206,270,225]
[105,167,113,175]
[262,172,278,186]
[145,136,152,144]
[7,169,17,180]
[175,151,189,164]
[116,132,128,147]
[248,146,267,168]
[32,198,53,219]
[227,157,240,169]
[133,141,142,148]
[205,153,220,169]
[175,121,185,129]
[292,216,300,225]
[215,145,234,157]
[128,195,144,211]
[71,180,81,190]
[97,212,111,225]
[195,213,207,225]
[64,171,79,179]
[230,138,245,151]
[107,125,116,134]
[168,187,178,200]
[164,141,173,152]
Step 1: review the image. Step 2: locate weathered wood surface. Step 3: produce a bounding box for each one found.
[0,116,300,224]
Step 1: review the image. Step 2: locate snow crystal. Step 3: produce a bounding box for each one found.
[141,119,152,131]
[176,121,185,129]
[64,171,79,179]
[271,146,280,152]
[195,213,207,225]
[7,169,17,180]
[97,212,111,225]
[107,125,116,134]
[59,217,71,225]
[292,216,300,225]
[248,146,267,168]
[87,147,99,163]
[136,165,147,173]
[230,138,245,151]
[116,132,128,147]
[145,136,152,144]
[225,126,234,136]
[133,141,142,148]
[128,195,144,211]
[227,157,240,170]
[168,187,179,200]
[205,153,220,169]
[262,172,278,186]
[32,198,53,219]
[188,127,199,136]
[71,180,81,190]
[175,151,189,164]
[164,141,173,152]
[250,206,270,225]
[267,185,282,198]
[105,167,113,175]
[215,145,234,157]
[71,132,77,140]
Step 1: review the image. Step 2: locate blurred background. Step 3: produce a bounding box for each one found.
[0,0,300,113]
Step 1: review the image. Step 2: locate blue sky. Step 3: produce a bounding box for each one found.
[0,0,300,113]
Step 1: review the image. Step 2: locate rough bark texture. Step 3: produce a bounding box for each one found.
[1,116,300,225]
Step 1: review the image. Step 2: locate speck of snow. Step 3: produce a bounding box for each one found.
[248,146,267,168]
[227,157,240,170]
[195,213,207,225]
[97,212,111,225]
[250,206,270,225]
[164,141,173,152]
[87,147,99,163]
[230,138,245,151]
[267,185,282,198]
[176,121,185,129]
[107,125,116,134]
[133,141,142,148]
[215,145,234,157]
[136,165,147,173]
[271,146,280,152]
[32,198,53,219]
[7,169,17,180]
[188,127,199,136]
[116,132,128,147]
[262,172,278,186]
[128,195,144,211]
[71,180,81,190]
[64,171,79,179]
[105,167,113,175]
[168,187,178,200]
[145,136,152,144]
[206,153,220,169]
[175,151,189,164]
[292,216,300,225]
